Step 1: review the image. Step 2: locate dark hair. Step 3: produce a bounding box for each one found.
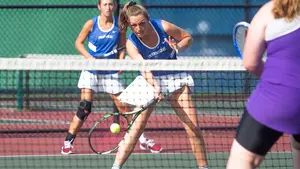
[118,1,149,32]
[272,0,300,20]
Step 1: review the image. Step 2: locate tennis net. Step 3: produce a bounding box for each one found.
[0,56,292,169]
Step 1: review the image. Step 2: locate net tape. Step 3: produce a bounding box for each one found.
[0,55,244,71]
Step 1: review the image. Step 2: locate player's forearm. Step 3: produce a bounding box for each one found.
[177,36,193,52]
[75,42,93,59]
[245,61,264,77]
[118,50,126,60]
[141,71,160,89]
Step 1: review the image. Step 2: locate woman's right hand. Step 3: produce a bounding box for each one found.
[154,85,164,103]
[164,36,179,53]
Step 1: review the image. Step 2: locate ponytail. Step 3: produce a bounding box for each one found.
[118,1,137,32]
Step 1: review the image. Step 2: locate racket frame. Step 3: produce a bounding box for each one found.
[88,112,121,154]
[88,98,158,154]
[233,21,250,59]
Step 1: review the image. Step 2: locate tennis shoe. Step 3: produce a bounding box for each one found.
[61,141,73,155]
[139,138,162,153]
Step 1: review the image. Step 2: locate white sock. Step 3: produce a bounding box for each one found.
[139,132,147,143]
[112,163,121,169]
[199,167,208,169]
[64,140,72,148]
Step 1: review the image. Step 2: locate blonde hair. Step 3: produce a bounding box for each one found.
[118,2,149,32]
[272,0,300,20]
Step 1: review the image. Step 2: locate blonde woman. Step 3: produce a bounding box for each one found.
[227,0,300,168]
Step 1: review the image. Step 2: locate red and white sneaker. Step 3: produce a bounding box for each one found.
[139,139,162,153]
[61,141,73,155]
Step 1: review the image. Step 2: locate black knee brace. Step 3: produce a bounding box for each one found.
[76,100,92,121]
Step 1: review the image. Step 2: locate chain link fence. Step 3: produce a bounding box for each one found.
[0,0,268,57]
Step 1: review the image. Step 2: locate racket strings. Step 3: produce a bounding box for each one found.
[236,27,247,54]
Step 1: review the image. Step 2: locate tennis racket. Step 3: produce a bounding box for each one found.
[95,46,126,58]
[233,21,250,59]
[88,98,158,154]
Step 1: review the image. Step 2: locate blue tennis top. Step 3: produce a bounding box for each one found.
[87,16,119,74]
[128,19,182,76]
[247,17,300,134]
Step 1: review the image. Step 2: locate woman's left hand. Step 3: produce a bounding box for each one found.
[164,36,179,53]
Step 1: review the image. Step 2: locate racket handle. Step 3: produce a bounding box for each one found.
[118,46,126,51]
[113,115,120,124]
[112,103,120,124]
[95,46,126,58]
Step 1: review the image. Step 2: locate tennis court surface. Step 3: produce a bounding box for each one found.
[0,56,293,169]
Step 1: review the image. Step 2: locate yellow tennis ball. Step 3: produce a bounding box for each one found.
[110,123,121,134]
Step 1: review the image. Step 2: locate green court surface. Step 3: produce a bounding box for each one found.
[0,152,293,169]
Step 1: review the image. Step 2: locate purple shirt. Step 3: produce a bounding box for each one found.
[247,19,300,134]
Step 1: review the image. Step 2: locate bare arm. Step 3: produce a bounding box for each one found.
[118,31,127,60]
[161,20,193,52]
[126,40,161,98]
[243,1,274,77]
[75,20,94,59]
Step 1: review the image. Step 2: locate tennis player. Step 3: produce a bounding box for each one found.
[226,1,300,168]
[61,0,162,155]
[111,2,209,169]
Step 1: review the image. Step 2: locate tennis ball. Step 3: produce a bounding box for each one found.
[110,123,121,134]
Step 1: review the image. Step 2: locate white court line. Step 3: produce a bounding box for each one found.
[0,151,290,158]
[0,152,194,158]
[0,118,70,125]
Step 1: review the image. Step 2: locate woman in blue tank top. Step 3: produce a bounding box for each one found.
[227,1,300,169]
[61,0,161,155]
[111,2,209,169]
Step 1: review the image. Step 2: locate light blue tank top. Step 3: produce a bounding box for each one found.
[88,16,119,74]
[128,19,182,76]
[247,17,300,134]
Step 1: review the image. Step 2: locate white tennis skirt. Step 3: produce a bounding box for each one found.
[156,72,194,93]
[118,72,194,106]
[77,70,125,94]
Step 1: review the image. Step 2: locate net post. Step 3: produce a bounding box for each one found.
[16,54,24,111]
[16,70,23,111]
[25,69,30,110]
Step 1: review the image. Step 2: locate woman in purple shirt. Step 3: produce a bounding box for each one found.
[227,0,300,169]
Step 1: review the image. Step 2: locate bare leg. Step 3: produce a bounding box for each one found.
[170,86,208,168]
[110,93,130,114]
[113,107,154,167]
[226,139,264,169]
[61,88,94,154]
[291,135,300,169]
[110,93,156,148]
